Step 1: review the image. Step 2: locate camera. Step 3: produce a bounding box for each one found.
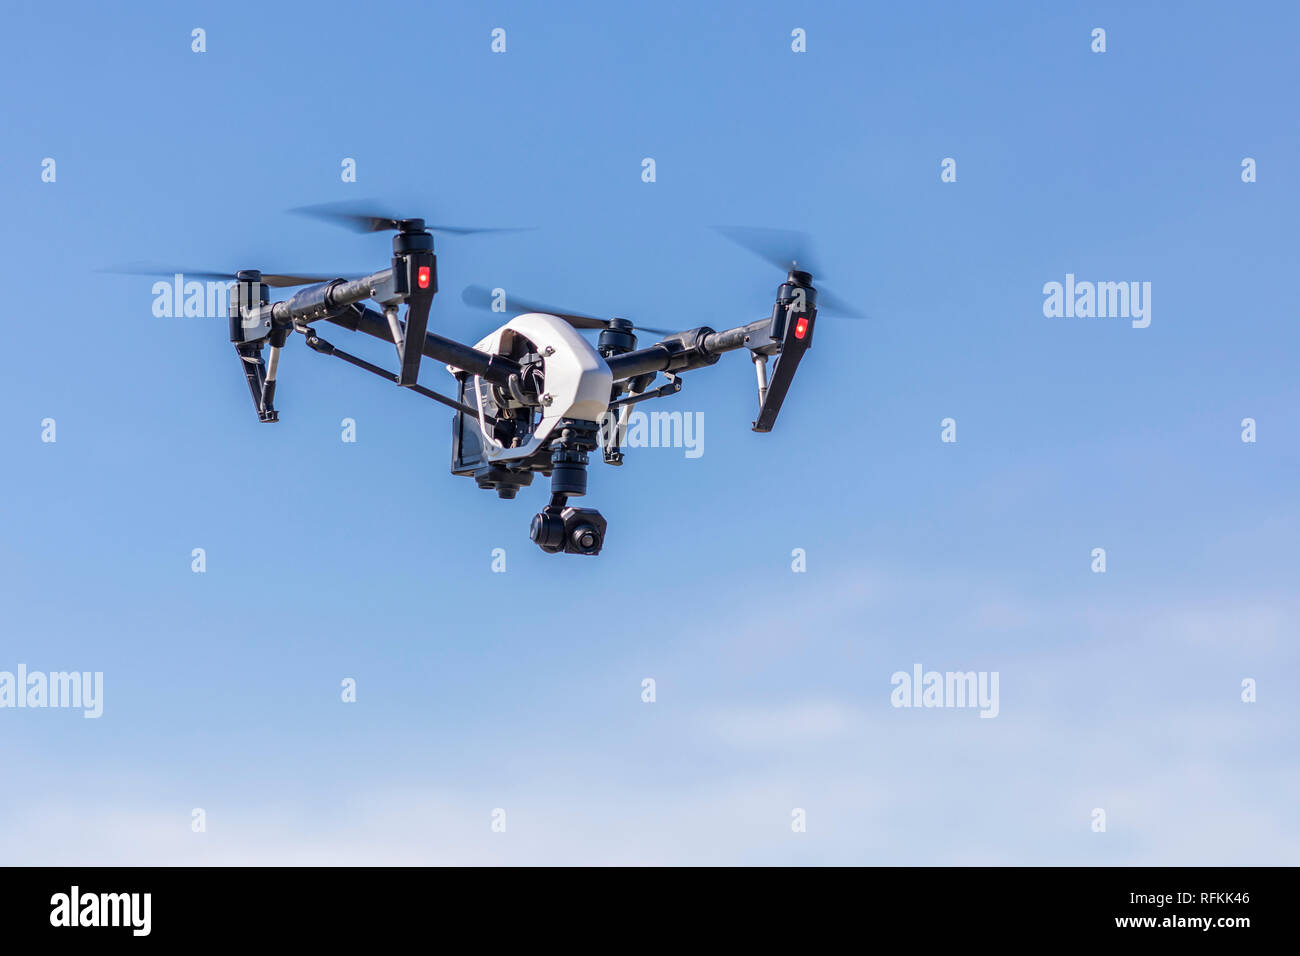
[530,506,607,556]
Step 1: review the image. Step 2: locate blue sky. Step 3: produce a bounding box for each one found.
[1,0,1297,864]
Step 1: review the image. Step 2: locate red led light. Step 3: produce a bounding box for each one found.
[417,266,431,289]
[794,316,809,339]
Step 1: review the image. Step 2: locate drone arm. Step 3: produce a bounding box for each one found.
[702,318,778,355]
[604,309,810,433]
[238,265,519,389]
[604,318,770,381]
[321,303,520,388]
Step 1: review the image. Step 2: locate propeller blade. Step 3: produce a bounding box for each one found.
[462,285,606,328]
[461,286,672,336]
[713,226,821,275]
[290,200,529,237]
[292,205,400,234]
[259,272,352,288]
[813,288,866,320]
[712,226,868,320]
[102,265,352,288]
[422,225,530,236]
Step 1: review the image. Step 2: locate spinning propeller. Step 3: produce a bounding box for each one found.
[289,200,529,238]
[289,200,527,388]
[103,265,353,288]
[712,226,866,319]
[460,285,673,337]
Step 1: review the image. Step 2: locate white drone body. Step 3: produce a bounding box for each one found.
[453,312,614,464]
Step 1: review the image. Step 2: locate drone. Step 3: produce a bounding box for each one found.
[117,205,861,555]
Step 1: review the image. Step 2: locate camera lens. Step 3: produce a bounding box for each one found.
[570,524,600,553]
[530,512,565,552]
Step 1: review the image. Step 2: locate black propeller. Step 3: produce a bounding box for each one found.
[712,226,866,319]
[290,200,529,237]
[461,285,673,336]
[103,265,354,288]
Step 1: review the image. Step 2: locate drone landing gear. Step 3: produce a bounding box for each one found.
[236,343,279,423]
[529,419,607,556]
